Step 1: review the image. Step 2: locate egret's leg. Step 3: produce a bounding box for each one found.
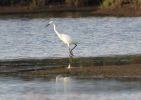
[69,47,73,57]
[70,44,77,56]
[68,47,73,69]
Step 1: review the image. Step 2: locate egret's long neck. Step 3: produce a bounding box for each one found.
[53,24,61,38]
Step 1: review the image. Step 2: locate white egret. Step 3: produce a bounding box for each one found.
[46,21,77,57]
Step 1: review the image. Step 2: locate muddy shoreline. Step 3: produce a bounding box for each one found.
[1,64,141,80]
[0,6,141,17]
[1,55,141,79]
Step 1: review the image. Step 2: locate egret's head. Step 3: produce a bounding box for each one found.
[46,21,53,27]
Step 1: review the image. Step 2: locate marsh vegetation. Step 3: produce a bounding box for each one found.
[1,0,141,16]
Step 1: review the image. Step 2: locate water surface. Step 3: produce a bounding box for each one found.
[0,77,141,100]
[0,17,141,59]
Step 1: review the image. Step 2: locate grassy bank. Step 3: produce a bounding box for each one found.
[1,7,141,17]
[1,55,141,68]
[1,55,141,79]
[0,0,141,16]
[10,64,141,80]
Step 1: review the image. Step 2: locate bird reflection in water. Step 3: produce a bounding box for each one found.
[55,75,72,94]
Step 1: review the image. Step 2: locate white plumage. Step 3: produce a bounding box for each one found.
[46,21,77,57]
[59,34,76,46]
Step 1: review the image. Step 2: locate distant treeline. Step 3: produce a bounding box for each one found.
[0,0,141,8]
[0,0,101,7]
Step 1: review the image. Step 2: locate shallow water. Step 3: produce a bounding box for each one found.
[0,17,141,59]
[0,76,141,100]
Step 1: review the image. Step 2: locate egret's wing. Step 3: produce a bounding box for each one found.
[60,34,76,44]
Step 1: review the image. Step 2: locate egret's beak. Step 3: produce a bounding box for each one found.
[46,24,50,27]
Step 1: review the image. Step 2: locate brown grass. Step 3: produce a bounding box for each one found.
[0,4,141,17]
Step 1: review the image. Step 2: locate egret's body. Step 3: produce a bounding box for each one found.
[47,21,77,57]
[59,33,76,46]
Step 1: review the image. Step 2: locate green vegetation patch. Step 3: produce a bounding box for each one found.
[102,0,114,7]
